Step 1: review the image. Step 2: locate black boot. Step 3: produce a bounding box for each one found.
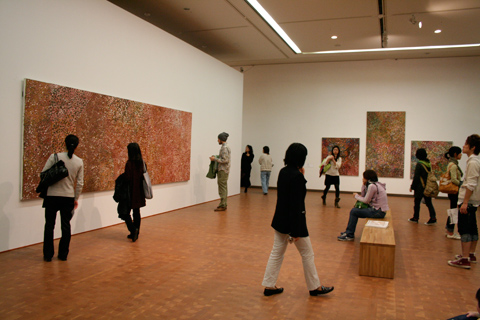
[321,195,326,205]
[335,198,341,208]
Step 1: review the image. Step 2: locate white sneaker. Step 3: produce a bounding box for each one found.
[446,233,461,240]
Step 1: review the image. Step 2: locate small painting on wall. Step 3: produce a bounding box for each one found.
[366,111,405,178]
[22,79,192,200]
[410,140,453,179]
[321,138,360,176]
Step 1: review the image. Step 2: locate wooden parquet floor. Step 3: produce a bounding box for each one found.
[0,189,479,319]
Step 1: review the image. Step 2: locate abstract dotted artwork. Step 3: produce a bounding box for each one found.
[22,79,192,200]
[410,141,453,179]
[366,111,406,178]
[321,138,360,176]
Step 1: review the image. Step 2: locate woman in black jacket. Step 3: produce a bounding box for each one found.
[122,142,146,242]
[261,143,334,297]
[408,148,437,225]
[240,145,254,193]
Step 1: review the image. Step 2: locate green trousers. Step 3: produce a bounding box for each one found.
[217,170,229,208]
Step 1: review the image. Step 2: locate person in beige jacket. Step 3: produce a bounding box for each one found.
[259,146,273,195]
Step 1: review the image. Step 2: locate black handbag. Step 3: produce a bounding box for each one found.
[36,153,69,197]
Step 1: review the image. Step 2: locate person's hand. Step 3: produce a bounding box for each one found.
[292,237,299,242]
[466,311,480,318]
[209,156,215,161]
[299,167,305,175]
[409,188,412,192]
[74,200,78,210]
[353,193,358,198]
[460,202,469,214]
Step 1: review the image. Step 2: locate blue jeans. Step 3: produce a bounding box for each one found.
[261,171,271,194]
[345,207,386,237]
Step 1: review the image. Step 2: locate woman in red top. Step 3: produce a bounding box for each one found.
[123,143,146,242]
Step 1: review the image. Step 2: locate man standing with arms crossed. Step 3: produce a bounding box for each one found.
[210,132,231,212]
[448,134,480,269]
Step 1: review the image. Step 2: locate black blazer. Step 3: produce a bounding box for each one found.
[271,165,309,237]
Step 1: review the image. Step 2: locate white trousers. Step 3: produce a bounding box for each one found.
[262,230,321,291]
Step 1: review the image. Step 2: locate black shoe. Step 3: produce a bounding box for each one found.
[58,256,67,261]
[132,228,139,242]
[425,219,437,225]
[264,287,284,296]
[408,217,419,223]
[127,234,132,239]
[43,257,52,262]
[310,286,334,296]
[321,195,326,205]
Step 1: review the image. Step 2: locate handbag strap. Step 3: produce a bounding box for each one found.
[143,160,147,173]
[445,162,454,179]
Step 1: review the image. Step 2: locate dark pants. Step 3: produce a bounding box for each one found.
[124,208,141,235]
[323,175,340,198]
[345,207,386,237]
[43,197,74,260]
[446,193,459,233]
[413,196,436,220]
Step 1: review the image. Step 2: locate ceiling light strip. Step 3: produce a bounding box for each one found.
[245,0,301,54]
[303,43,480,55]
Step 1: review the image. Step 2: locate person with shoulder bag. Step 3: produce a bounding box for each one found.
[408,148,437,225]
[122,143,147,242]
[443,146,464,239]
[41,135,84,262]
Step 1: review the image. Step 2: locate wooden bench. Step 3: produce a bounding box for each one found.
[359,210,395,279]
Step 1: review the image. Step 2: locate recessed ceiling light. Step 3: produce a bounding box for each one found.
[331,35,338,40]
[245,0,301,53]
[434,29,442,33]
[418,21,422,28]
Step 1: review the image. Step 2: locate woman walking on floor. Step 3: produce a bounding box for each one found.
[321,145,342,208]
[262,143,334,297]
[241,145,254,193]
[408,148,437,225]
[122,142,147,242]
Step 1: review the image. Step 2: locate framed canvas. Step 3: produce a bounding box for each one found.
[321,138,360,176]
[410,141,453,179]
[366,111,405,178]
[22,79,192,200]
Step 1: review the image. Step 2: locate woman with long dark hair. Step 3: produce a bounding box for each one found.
[122,142,146,242]
[444,146,463,239]
[42,134,84,262]
[408,148,437,225]
[321,145,342,208]
[262,143,334,297]
[240,145,254,193]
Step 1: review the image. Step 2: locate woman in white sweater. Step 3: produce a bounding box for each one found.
[42,134,84,262]
[321,146,342,208]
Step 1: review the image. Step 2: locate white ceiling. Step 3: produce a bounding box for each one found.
[108,0,480,68]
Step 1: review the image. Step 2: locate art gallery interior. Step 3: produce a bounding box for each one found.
[1,1,479,319]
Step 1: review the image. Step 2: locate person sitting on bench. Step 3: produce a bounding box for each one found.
[338,170,390,241]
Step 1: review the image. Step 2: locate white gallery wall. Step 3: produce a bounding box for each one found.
[0,0,243,252]
[242,57,480,196]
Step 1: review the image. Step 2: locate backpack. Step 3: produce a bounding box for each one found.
[420,163,439,198]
